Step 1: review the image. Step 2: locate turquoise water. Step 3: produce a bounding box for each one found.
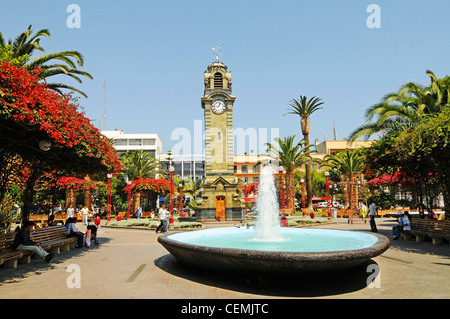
[167,227,379,253]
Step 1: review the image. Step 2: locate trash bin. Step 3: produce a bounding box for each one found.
[331,209,337,218]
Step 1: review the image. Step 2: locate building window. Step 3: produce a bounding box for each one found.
[143,139,156,145]
[114,139,128,146]
[241,165,248,173]
[129,139,142,146]
[253,165,259,173]
[214,72,223,89]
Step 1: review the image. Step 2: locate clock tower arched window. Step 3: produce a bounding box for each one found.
[214,72,223,89]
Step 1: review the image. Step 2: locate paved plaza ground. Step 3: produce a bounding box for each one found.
[0,217,449,303]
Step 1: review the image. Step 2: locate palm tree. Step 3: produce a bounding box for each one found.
[321,149,364,209]
[284,95,323,210]
[182,178,203,202]
[120,150,166,215]
[265,136,317,212]
[0,25,93,97]
[349,70,448,140]
[120,150,165,181]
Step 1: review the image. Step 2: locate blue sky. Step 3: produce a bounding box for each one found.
[1,0,449,154]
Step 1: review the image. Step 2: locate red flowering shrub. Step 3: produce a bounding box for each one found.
[124,179,172,194]
[56,176,106,191]
[0,62,122,174]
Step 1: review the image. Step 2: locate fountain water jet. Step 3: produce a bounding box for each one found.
[253,165,283,242]
[158,164,390,275]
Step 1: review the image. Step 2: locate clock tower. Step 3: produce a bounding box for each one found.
[197,52,245,221]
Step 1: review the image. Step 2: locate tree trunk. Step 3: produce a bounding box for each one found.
[302,129,313,210]
[21,161,43,223]
[65,188,76,209]
[132,191,141,217]
[285,171,295,212]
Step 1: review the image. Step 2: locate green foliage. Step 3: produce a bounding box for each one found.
[295,168,326,198]
[107,218,202,229]
[1,25,93,98]
[120,150,165,181]
[0,45,28,66]
[0,184,21,233]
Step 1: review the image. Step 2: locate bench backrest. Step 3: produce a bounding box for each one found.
[0,225,69,252]
[411,218,450,233]
[30,225,68,242]
[0,232,16,252]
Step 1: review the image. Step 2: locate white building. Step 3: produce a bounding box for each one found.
[101,130,163,158]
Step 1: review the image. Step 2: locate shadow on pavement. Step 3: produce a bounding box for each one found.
[154,253,378,298]
[0,237,111,286]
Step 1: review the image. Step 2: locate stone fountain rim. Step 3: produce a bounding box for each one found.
[157,228,391,261]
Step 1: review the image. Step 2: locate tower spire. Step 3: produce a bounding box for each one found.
[212,42,221,62]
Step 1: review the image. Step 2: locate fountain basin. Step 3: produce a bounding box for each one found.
[158,227,390,274]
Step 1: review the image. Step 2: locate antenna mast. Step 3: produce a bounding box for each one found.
[103,78,106,131]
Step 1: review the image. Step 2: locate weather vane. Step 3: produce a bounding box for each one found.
[212,42,221,62]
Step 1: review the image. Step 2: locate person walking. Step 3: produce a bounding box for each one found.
[12,221,54,263]
[156,204,168,233]
[67,206,74,219]
[369,200,378,233]
[81,205,89,225]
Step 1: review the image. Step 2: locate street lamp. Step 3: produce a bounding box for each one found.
[107,173,113,222]
[325,171,331,218]
[179,183,183,216]
[169,165,175,225]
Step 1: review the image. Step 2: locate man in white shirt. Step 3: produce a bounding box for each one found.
[156,204,168,233]
[369,201,378,233]
[81,206,89,225]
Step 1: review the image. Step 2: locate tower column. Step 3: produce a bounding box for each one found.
[197,58,244,221]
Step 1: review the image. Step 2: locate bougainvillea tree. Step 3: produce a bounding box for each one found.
[0,62,122,221]
[124,178,172,214]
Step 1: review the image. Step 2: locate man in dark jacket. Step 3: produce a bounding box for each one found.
[13,221,54,263]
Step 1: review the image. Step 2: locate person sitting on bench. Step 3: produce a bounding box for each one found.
[12,221,54,263]
[392,211,411,240]
[66,217,85,248]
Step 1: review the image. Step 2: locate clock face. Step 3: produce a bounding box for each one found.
[211,100,226,114]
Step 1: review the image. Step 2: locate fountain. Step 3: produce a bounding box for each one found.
[158,165,390,274]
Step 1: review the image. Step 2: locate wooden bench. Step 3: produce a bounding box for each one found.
[0,225,78,268]
[406,219,450,245]
[0,232,25,268]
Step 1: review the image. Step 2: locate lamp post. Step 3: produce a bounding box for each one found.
[126,180,132,219]
[107,173,113,222]
[325,171,331,218]
[169,165,175,225]
[179,183,183,216]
